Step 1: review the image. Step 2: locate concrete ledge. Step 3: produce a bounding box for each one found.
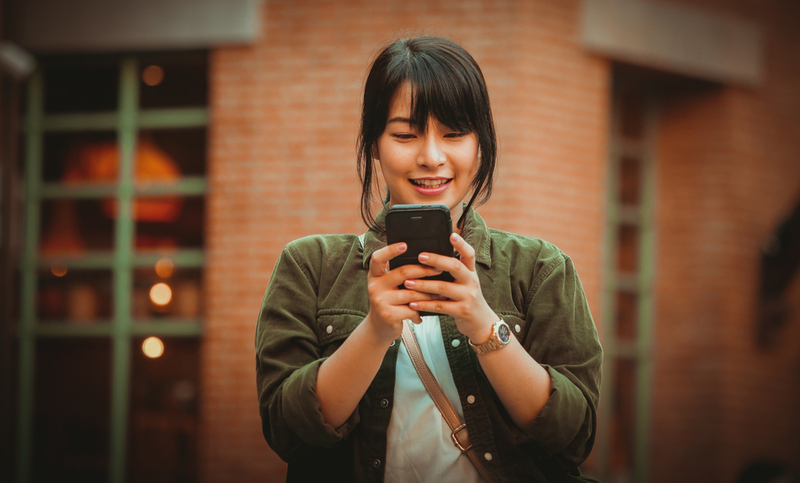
[13,0,262,53]
[581,0,761,86]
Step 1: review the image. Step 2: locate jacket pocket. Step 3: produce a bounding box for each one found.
[316,310,366,358]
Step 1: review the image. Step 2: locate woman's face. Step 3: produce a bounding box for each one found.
[375,83,480,224]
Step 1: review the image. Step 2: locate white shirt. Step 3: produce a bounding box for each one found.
[384,316,483,483]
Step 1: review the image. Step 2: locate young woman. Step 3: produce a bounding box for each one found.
[255,35,602,483]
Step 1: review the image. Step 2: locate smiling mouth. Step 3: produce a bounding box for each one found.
[411,178,451,188]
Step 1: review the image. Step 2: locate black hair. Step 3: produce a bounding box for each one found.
[357,35,497,230]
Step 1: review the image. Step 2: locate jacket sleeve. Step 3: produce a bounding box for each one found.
[254,241,359,461]
[517,251,603,469]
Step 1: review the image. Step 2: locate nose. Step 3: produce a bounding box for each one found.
[417,130,446,169]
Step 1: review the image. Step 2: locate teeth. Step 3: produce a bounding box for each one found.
[412,179,450,188]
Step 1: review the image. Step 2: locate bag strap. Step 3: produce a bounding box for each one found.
[400,320,497,483]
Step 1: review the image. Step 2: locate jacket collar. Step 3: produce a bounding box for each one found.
[361,204,492,269]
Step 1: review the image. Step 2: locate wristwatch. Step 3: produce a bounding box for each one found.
[468,318,511,355]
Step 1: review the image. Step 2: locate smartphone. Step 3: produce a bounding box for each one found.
[386,204,455,316]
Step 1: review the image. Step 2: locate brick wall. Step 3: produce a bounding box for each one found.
[200,0,800,481]
[652,1,800,482]
[202,0,607,481]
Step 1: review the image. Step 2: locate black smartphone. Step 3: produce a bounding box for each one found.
[386,204,455,316]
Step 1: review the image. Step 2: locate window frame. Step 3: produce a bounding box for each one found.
[17,54,207,483]
[595,73,658,483]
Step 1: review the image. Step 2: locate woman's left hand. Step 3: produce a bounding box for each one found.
[405,232,498,344]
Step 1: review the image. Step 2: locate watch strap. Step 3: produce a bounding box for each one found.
[468,318,510,355]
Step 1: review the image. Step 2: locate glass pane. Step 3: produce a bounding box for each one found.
[39,199,115,255]
[37,268,113,322]
[134,196,204,251]
[615,291,638,340]
[139,54,207,109]
[609,357,637,476]
[137,128,206,177]
[619,89,645,140]
[133,264,203,320]
[615,224,639,275]
[43,131,118,183]
[33,338,111,482]
[128,337,200,482]
[43,58,119,113]
[619,156,642,207]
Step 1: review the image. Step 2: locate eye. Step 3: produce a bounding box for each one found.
[444,131,469,138]
[392,133,416,140]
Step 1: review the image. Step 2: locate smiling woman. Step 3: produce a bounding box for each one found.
[255,35,602,483]
[357,36,497,232]
[374,83,479,228]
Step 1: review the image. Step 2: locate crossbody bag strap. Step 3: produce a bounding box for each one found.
[400,320,497,483]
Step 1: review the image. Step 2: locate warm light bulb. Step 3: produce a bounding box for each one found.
[142,337,164,358]
[150,282,172,306]
[142,65,164,86]
[155,257,174,278]
[51,263,68,277]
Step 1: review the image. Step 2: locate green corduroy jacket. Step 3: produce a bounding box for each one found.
[255,207,603,483]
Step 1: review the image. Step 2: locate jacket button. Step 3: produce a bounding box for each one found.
[451,339,461,348]
[380,399,389,408]
[326,325,333,334]
[373,459,381,468]
[467,395,476,404]
[514,324,521,333]
[484,452,493,461]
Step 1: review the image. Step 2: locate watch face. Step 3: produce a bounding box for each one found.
[497,322,511,344]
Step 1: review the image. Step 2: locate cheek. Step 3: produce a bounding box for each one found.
[458,153,480,180]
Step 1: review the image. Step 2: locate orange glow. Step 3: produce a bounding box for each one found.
[149,282,172,306]
[155,257,174,278]
[142,65,164,86]
[51,263,68,277]
[142,337,164,358]
[62,140,183,222]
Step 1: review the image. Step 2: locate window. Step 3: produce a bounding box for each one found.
[17,52,207,482]
[595,67,658,483]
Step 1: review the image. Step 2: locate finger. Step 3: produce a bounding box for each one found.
[417,252,468,280]
[450,233,476,271]
[408,299,454,316]
[369,243,407,277]
[394,263,443,280]
[388,288,444,306]
[403,278,458,299]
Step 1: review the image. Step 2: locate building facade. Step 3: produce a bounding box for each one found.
[2,1,799,482]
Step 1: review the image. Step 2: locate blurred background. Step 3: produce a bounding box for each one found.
[0,0,798,482]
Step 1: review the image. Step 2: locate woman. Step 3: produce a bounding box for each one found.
[255,35,602,483]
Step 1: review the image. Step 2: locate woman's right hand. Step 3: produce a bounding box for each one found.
[364,242,444,343]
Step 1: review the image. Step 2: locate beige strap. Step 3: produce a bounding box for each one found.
[400,320,497,483]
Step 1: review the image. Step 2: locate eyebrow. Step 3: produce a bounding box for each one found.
[386,117,414,125]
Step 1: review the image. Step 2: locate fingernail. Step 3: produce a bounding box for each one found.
[409,302,418,309]
[451,233,460,242]
[405,280,416,288]
[418,253,429,262]
[397,243,407,252]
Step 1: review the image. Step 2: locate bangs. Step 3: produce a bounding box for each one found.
[388,51,481,134]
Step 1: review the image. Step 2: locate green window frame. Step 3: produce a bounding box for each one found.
[595,74,658,482]
[17,55,207,483]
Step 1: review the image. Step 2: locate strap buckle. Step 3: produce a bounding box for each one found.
[450,423,472,452]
